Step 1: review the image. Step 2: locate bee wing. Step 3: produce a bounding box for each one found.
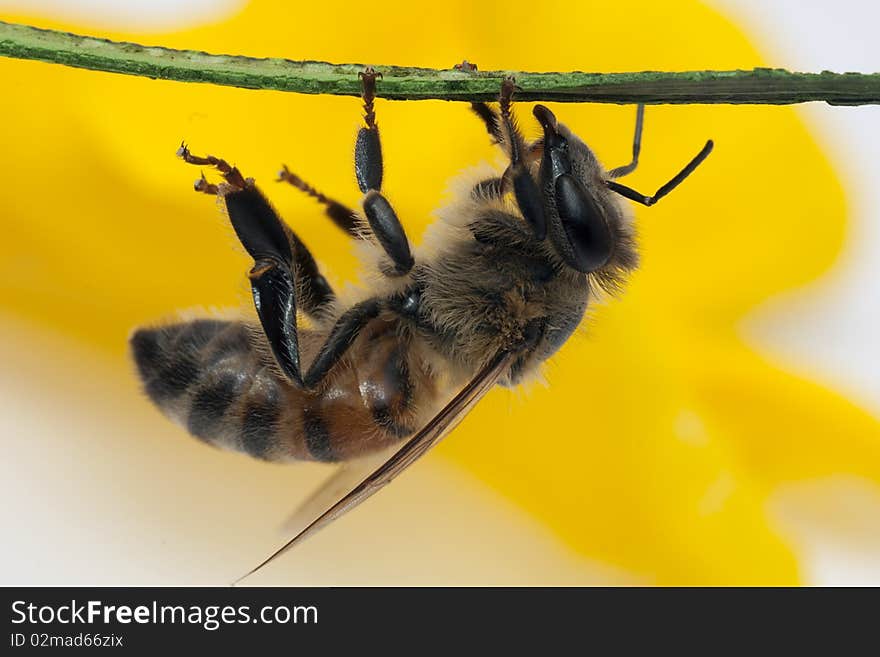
[235,350,515,584]
[277,445,401,536]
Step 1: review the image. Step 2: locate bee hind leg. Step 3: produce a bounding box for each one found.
[178,144,336,319]
[177,142,250,190]
[353,67,414,277]
[177,146,342,383]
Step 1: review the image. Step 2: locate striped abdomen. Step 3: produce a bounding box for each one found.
[129,317,436,462]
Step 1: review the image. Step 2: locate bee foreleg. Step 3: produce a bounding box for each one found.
[302,298,381,388]
[586,103,713,206]
[605,139,714,207]
[607,104,645,179]
[499,77,546,240]
[354,68,415,277]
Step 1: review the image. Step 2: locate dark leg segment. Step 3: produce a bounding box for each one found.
[355,69,383,194]
[453,61,503,144]
[608,104,645,179]
[177,144,248,188]
[499,78,546,240]
[469,102,502,143]
[353,68,414,277]
[457,67,536,202]
[285,230,335,316]
[605,139,714,207]
[225,186,335,314]
[363,191,414,275]
[248,257,301,384]
[302,299,382,388]
[180,144,335,318]
[218,185,303,384]
[278,165,359,236]
[222,185,293,264]
[179,146,347,387]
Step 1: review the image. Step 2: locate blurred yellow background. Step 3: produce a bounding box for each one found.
[2,0,879,585]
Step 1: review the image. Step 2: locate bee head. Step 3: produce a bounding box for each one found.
[532,105,631,275]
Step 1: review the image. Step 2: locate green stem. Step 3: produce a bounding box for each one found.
[1,20,879,105]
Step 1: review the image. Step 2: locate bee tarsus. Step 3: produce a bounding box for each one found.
[276,164,359,236]
[605,139,715,207]
[177,143,248,189]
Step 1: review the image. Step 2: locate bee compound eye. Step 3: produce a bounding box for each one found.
[554,174,613,273]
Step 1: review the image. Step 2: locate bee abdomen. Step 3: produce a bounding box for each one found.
[291,343,423,462]
[132,317,245,388]
[131,318,434,463]
[131,319,279,457]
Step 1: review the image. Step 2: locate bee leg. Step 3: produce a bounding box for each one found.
[277,165,360,237]
[498,77,546,240]
[594,104,714,205]
[189,182,304,385]
[178,147,312,383]
[177,143,249,189]
[246,257,302,385]
[179,144,336,319]
[605,139,714,206]
[469,102,503,144]
[354,67,415,277]
[607,104,645,179]
[302,298,382,388]
[452,61,503,144]
[192,171,219,195]
[284,229,336,316]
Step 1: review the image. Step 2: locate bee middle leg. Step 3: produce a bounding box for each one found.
[279,69,418,278]
[353,67,415,277]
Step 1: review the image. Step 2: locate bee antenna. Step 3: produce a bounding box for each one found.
[606,139,714,207]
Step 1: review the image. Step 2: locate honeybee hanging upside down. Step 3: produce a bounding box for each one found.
[130,68,713,580]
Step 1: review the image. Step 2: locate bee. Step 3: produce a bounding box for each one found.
[130,67,713,581]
